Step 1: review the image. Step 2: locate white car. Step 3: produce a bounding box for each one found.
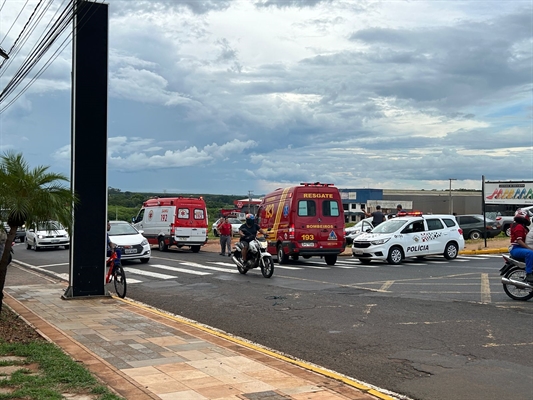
[212,217,243,237]
[345,219,374,244]
[351,213,464,264]
[26,221,69,251]
[108,221,151,263]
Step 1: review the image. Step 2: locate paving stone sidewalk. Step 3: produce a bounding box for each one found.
[4,264,396,400]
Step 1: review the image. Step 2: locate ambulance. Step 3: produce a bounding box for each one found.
[133,197,208,253]
[258,182,345,265]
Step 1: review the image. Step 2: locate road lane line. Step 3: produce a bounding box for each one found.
[379,281,394,291]
[480,273,491,303]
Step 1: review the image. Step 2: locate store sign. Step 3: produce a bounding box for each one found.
[484,181,533,205]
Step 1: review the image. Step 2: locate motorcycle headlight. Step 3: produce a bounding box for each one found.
[370,238,390,245]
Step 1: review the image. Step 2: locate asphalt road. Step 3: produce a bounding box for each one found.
[13,243,533,400]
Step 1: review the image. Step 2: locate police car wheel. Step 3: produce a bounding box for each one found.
[387,246,403,265]
[443,242,458,260]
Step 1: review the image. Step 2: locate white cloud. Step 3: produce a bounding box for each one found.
[2,0,532,195]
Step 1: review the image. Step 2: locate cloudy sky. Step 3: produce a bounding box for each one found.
[0,0,531,196]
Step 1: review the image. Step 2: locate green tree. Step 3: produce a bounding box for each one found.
[0,152,76,313]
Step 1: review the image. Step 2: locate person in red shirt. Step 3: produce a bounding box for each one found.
[217,217,232,256]
[509,209,533,283]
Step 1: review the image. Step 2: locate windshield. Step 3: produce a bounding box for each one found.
[37,221,64,231]
[109,223,139,236]
[371,219,407,234]
[229,218,243,224]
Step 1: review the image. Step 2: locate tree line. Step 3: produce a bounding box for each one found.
[107,187,248,223]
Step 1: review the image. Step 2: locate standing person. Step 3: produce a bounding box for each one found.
[396,204,404,215]
[217,217,232,256]
[365,205,385,226]
[509,209,533,283]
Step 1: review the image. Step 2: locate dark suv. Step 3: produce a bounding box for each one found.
[456,215,501,240]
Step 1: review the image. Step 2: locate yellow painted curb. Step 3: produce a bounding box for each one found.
[459,248,509,255]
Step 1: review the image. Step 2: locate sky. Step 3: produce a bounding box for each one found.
[0,0,532,196]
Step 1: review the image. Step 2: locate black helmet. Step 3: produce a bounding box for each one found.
[245,214,255,225]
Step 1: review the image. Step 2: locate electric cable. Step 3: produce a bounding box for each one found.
[0,0,63,75]
[0,0,30,46]
[0,0,106,114]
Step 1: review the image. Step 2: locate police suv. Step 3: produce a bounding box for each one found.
[351,213,464,265]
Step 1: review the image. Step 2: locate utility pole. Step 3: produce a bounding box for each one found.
[449,178,457,214]
[248,190,253,213]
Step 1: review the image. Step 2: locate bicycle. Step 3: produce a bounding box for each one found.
[105,251,127,298]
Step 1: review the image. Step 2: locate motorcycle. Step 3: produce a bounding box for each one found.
[500,254,533,301]
[231,236,274,278]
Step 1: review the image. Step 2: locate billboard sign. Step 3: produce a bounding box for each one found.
[484,180,533,205]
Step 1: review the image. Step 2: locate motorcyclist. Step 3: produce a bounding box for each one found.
[509,209,533,283]
[239,214,267,266]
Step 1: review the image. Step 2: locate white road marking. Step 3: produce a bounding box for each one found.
[38,263,69,268]
[145,264,210,276]
[124,267,178,279]
[181,261,238,273]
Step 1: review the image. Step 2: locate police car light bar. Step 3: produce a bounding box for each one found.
[401,211,423,216]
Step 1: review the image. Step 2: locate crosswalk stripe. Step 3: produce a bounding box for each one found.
[182,261,238,273]
[458,256,490,260]
[274,265,303,270]
[145,264,210,275]
[124,267,179,279]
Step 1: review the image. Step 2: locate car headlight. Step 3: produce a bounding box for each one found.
[37,234,44,239]
[141,239,148,246]
[370,238,390,245]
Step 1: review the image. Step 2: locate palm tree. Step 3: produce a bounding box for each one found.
[0,151,76,313]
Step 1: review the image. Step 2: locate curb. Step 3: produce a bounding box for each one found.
[459,248,509,255]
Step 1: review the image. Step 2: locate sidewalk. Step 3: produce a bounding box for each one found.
[4,264,397,400]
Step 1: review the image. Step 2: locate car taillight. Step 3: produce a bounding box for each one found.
[289,224,295,239]
[458,228,463,235]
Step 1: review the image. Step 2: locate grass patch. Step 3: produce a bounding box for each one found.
[0,340,123,400]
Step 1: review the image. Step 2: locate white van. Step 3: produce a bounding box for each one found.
[133,197,208,253]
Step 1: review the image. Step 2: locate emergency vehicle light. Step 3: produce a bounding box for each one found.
[300,182,334,187]
[402,211,423,216]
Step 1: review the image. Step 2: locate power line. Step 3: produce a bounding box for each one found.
[0,0,64,75]
[0,0,30,46]
[0,0,106,114]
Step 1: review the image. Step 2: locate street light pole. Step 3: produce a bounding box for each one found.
[449,178,457,214]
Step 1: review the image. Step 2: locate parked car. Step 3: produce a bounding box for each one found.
[212,217,243,237]
[351,213,464,264]
[456,214,501,240]
[3,222,26,242]
[345,219,374,245]
[25,221,69,251]
[494,215,513,237]
[108,220,151,263]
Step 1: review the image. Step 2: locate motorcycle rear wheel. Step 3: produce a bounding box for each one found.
[261,256,274,278]
[502,267,533,301]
